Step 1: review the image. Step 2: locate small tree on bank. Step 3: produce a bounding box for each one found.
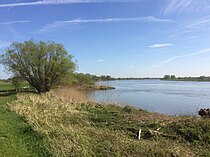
[0,40,76,93]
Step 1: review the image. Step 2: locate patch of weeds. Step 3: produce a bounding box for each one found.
[89,105,121,125]
[202,150,210,157]
[166,117,210,145]
[123,105,145,113]
[147,121,162,129]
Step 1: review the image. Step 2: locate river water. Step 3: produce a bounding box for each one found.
[86,80,210,115]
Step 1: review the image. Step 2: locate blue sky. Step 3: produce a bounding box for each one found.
[0,0,210,78]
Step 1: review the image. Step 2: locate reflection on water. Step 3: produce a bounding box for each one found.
[86,80,210,115]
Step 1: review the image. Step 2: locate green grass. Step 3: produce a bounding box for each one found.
[10,93,210,157]
[0,81,14,90]
[0,94,51,157]
[0,80,29,91]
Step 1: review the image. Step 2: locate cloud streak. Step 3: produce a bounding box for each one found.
[184,16,210,29]
[149,43,173,48]
[97,59,106,62]
[163,0,210,14]
[0,0,143,8]
[156,48,210,67]
[0,21,31,26]
[58,16,173,23]
[32,16,173,34]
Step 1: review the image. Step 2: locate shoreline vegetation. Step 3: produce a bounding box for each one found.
[0,81,210,156]
[0,74,116,93]
[0,88,209,156]
[64,74,210,82]
[161,75,210,82]
[0,77,210,157]
[90,85,115,90]
[2,74,210,90]
[0,41,209,156]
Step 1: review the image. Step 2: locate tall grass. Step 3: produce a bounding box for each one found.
[52,87,89,102]
[9,90,210,157]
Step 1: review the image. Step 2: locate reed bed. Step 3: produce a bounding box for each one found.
[52,87,89,103]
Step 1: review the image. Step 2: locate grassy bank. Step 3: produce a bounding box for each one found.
[0,80,29,91]
[6,89,210,157]
[0,81,16,90]
[0,94,51,156]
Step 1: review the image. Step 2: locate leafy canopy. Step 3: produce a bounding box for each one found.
[0,40,76,93]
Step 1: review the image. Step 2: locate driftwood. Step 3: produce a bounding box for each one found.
[198,108,210,118]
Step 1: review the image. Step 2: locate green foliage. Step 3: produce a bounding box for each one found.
[0,40,76,93]
[96,75,112,81]
[11,77,21,91]
[61,73,96,88]
[163,75,171,79]
[0,81,14,90]
[167,117,210,144]
[163,75,176,80]
[0,80,29,91]
[162,75,210,82]
[75,73,95,86]
[171,75,176,79]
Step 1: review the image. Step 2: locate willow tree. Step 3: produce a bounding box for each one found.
[0,40,76,93]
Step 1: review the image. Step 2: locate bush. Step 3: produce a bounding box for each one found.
[61,73,95,88]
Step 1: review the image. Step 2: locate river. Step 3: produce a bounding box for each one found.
[86,80,210,115]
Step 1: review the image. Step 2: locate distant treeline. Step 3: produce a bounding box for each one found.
[113,77,159,80]
[162,75,210,81]
[90,75,159,81]
[61,73,160,87]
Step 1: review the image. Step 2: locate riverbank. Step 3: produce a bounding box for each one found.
[5,89,210,157]
[71,85,115,91]
[0,94,51,156]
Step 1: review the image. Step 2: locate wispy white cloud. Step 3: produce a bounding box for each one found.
[56,16,173,23]
[156,48,210,67]
[149,43,173,48]
[0,21,31,26]
[185,16,210,28]
[183,36,199,42]
[163,0,192,14]
[97,59,106,62]
[163,0,210,14]
[32,16,173,34]
[0,0,143,8]
[169,30,191,38]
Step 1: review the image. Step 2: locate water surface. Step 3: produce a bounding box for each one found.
[86,80,210,115]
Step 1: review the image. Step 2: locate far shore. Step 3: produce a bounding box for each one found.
[98,78,210,82]
[161,79,210,82]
